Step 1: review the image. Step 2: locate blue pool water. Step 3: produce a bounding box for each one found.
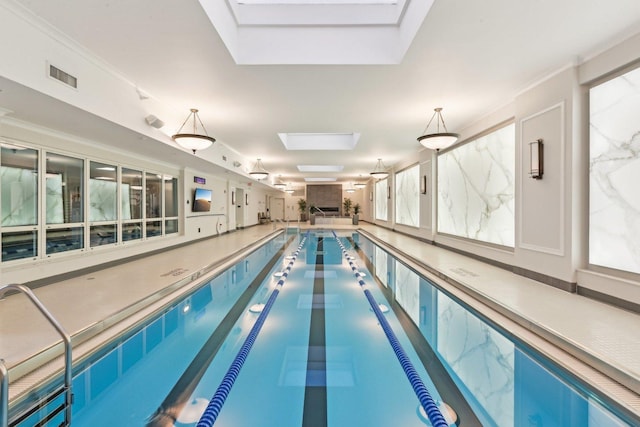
[11,230,637,426]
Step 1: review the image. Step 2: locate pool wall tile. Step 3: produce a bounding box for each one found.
[145,317,163,353]
[164,306,179,337]
[72,371,87,415]
[121,330,144,374]
[89,351,118,400]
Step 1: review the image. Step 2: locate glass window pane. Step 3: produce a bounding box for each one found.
[437,123,515,247]
[395,165,419,227]
[1,144,38,226]
[123,222,142,242]
[164,176,178,217]
[122,168,142,220]
[146,220,162,238]
[46,152,84,224]
[46,227,83,254]
[146,173,161,218]
[90,224,117,247]
[90,161,117,222]
[2,230,37,261]
[165,219,178,234]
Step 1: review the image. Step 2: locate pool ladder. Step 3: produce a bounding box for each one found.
[0,284,73,427]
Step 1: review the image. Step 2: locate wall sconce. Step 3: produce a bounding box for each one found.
[529,139,543,179]
[420,175,427,195]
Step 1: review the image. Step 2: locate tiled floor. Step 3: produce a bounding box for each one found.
[1,223,639,416]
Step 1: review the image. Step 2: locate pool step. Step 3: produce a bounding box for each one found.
[9,385,67,427]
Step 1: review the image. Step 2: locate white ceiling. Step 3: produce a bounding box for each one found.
[5,0,640,188]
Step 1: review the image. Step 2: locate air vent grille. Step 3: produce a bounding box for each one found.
[49,64,77,88]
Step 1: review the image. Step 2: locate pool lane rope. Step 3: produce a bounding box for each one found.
[332,232,450,427]
[196,232,309,427]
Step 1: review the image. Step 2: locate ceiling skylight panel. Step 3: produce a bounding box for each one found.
[236,1,398,4]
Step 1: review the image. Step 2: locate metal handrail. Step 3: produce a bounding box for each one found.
[312,206,326,217]
[0,361,7,427]
[0,284,73,427]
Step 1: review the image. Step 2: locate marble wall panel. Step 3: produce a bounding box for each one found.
[89,179,117,222]
[395,165,419,227]
[590,66,640,275]
[375,178,388,221]
[437,124,515,246]
[1,166,37,226]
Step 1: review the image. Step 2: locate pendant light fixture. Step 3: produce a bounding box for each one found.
[346,182,356,193]
[370,158,389,180]
[354,174,367,188]
[171,108,216,154]
[249,158,269,180]
[417,107,459,151]
[274,175,286,189]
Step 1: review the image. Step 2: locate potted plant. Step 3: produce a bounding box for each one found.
[309,204,316,225]
[297,198,307,222]
[343,197,352,217]
[353,203,360,225]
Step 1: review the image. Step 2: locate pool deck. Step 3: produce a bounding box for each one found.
[1,223,640,417]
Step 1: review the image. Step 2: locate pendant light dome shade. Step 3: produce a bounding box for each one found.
[249,158,269,180]
[172,108,215,154]
[370,158,389,179]
[417,107,459,151]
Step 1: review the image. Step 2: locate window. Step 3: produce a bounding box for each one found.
[375,178,388,221]
[437,123,515,247]
[395,164,419,227]
[1,141,180,263]
[46,153,85,255]
[89,161,117,247]
[164,176,179,235]
[589,66,640,275]
[1,144,39,261]
[145,172,162,238]
[122,168,142,242]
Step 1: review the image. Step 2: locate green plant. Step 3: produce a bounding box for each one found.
[343,197,353,216]
[297,198,307,213]
[353,203,360,215]
[309,204,317,214]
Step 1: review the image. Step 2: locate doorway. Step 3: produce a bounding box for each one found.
[272,197,285,221]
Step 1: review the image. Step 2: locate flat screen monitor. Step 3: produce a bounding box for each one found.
[192,188,212,212]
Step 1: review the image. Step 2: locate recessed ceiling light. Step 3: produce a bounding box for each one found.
[297,165,344,172]
[305,177,337,182]
[279,133,360,150]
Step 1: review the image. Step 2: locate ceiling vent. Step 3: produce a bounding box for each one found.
[49,64,77,89]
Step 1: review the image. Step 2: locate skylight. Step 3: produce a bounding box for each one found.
[237,1,397,4]
[279,133,360,150]
[305,177,338,182]
[199,0,432,64]
[297,165,344,172]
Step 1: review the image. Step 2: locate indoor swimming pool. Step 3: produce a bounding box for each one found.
[9,230,637,426]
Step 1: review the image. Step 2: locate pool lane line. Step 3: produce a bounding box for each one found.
[332,232,449,427]
[146,234,296,426]
[196,232,310,427]
[348,236,479,426]
[302,235,328,427]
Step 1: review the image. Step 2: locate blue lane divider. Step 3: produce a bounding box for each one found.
[196,231,310,427]
[332,232,449,427]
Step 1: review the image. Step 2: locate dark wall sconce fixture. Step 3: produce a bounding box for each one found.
[529,139,543,179]
[420,175,427,195]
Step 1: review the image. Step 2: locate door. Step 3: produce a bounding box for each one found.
[236,188,245,228]
[272,197,285,221]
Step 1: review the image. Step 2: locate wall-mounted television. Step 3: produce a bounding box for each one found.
[192,188,212,212]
